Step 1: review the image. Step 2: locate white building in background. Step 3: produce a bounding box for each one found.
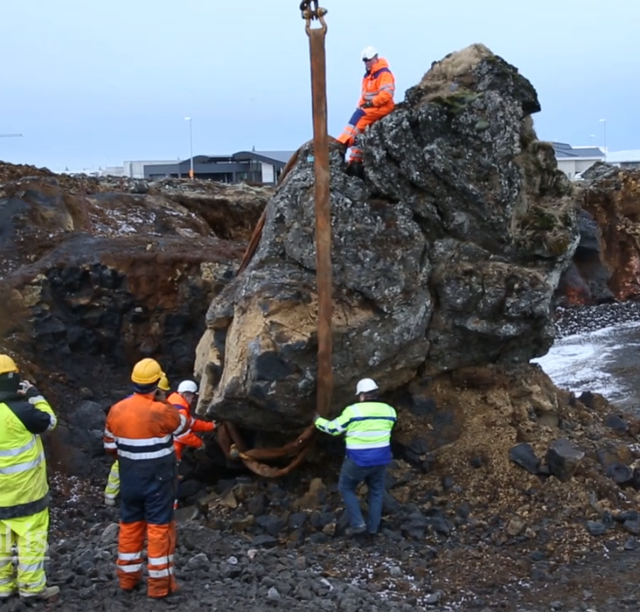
[122,160,179,179]
[101,166,125,177]
[605,150,640,169]
[551,142,605,180]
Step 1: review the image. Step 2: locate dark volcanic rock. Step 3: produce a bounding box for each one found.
[605,414,629,434]
[606,463,633,486]
[546,438,585,482]
[509,443,540,475]
[198,43,579,430]
[556,209,614,306]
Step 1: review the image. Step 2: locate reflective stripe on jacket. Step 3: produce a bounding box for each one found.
[314,401,397,467]
[0,392,57,520]
[358,57,395,113]
[167,392,215,461]
[104,393,188,466]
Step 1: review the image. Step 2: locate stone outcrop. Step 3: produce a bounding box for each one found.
[197,43,580,431]
[559,163,640,303]
[0,163,271,473]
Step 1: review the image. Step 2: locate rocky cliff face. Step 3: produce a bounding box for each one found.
[0,163,270,473]
[197,44,580,431]
[558,164,640,304]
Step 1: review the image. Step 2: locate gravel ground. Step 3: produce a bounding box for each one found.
[4,504,640,612]
[0,462,638,612]
[4,303,640,611]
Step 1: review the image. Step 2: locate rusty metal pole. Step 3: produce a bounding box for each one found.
[302,1,333,419]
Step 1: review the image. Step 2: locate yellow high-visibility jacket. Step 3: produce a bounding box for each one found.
[0,389,57,519]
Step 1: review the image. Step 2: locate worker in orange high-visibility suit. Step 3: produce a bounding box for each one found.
[336,46,396,175]
[168,380,215,462]
[104,359,189,599]
[104,375,172,507]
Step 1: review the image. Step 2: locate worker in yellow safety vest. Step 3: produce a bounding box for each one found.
[0,355,59,602]
[104,375,171,506]
[313,377,397,537]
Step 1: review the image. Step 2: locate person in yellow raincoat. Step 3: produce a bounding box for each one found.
[0,355,59,602]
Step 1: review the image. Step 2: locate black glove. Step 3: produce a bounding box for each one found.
[193,446,209,465]
[361,100,373,109]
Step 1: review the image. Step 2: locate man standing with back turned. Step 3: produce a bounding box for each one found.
[313,378,397,537]
[336,46,396,177]
[104,358,189,599]
[0,354,59,602]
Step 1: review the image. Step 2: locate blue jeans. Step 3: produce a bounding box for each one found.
[338,456,387,534]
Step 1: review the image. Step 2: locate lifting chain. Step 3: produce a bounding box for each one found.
[214,3,332,478]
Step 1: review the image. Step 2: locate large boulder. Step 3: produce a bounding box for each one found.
[197,44,580,431]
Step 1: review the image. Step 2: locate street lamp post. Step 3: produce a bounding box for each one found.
[599,119,607,161]
[184,117,194,179]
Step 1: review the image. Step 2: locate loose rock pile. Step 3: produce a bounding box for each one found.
[554,301,640,338]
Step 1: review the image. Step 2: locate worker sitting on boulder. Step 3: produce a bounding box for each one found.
[336,46,396,177]
[104,374,171,506]
[313,377,397,538]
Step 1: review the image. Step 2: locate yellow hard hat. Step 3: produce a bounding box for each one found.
[131,358,163,385]
[0,355,19,376]
[158,375,171,391]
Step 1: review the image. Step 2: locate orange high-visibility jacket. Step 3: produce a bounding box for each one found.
[104,392,188,465]
[167,392,215,461]
[358,57,395,113]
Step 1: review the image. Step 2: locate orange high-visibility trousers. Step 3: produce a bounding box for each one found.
[117,516,178,596]
[116,461,179,597]
[337,106,391,163]
[116,520,145,591]
[147,522,177,596]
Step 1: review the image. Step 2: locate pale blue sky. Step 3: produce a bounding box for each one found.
[1,0,638,171]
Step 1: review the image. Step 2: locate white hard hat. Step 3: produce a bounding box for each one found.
[355,378,379,395]
[177,380,198,394]
[361,46,378,61]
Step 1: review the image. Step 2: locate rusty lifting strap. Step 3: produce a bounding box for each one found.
[301,0,333,421]
[215,2,332,478]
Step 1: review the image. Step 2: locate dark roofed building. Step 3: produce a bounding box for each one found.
[126,150,297,185]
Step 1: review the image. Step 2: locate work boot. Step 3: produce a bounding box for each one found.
[346,161,365,180]
[121,582,142,594]
[20,585,60,602]
[345,525,367,538]
[333,139,348,156]
[158,592,187,604]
